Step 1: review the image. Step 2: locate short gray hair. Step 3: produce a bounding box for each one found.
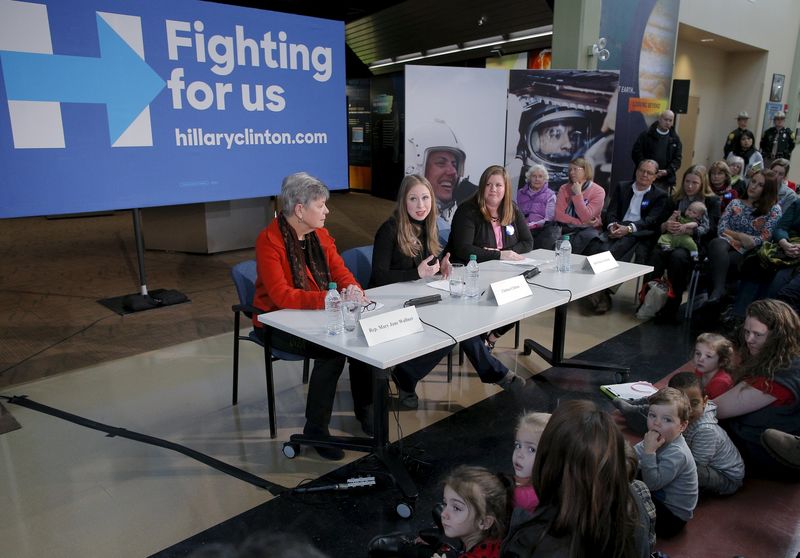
[280,172,329,217]
[526,163,549,182]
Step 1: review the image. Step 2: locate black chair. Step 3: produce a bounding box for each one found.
[231,260,310,439]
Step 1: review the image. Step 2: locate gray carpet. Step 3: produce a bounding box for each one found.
[0,191,394,388]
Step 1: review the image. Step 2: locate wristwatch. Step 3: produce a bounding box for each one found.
[627,224,634,234]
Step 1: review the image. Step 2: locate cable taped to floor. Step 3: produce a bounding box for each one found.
[2,394,287,496]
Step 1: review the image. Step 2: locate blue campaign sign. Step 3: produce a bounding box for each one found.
[0,0,347,218]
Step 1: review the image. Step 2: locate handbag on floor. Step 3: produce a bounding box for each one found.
[636,278,671,319]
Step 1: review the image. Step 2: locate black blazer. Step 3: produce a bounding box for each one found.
[370,216,436,288]
[605,181,668,237]
[445,196,533,264]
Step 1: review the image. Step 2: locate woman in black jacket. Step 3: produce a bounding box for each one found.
[446,165,534,264]
[370,175,524,409]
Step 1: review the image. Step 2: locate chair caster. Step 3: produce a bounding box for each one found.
[282,442,299,459]
[396,500,414,519]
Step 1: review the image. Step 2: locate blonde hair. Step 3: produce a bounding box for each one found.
[672,164,714,202]
[695,332,734,370]
[570,157,594,181]
[516,411,551,438]
[394,175,441,259]
[476,165,514,226]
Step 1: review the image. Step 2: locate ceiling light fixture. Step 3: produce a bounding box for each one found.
[368,26,553,70]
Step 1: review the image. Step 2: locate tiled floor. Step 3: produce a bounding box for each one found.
[1,284,646,557]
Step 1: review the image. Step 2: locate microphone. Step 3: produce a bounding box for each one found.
[293,476,376,493]
[522,266,540,279]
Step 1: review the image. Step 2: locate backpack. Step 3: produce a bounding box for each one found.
[635,278,671,320]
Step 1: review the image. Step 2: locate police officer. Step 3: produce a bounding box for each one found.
[723,111,750,158]
[760,111,796,165]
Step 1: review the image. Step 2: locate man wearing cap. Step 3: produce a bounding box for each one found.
[724,111,750,157]
[760,111,796,165]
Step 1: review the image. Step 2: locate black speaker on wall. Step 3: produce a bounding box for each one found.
[671,79,690,114]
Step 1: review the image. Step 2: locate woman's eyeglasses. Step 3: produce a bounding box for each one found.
[362,301,377,312]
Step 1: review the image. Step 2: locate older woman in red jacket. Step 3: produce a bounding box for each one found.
[253,172,372,460]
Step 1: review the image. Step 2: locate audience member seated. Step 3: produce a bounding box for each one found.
[446,165,533,352]
[769,158,799,209]
[635,387,698,538]
[585,159,668,314]
[516,164,560,250]
[668,372,745,496]
[646,165,720,322]
[708,160,738,213]
[705,169,782,305]
[510,412,551,520]
[369,465,512,558]
[553,157,606,255]
[502,400,651,558]
[656,201,707,256]
[739,130,764,180]
[734,194,800,316]
[253,172,373,460]
[726,154,746,197]
[715,299,800,479]
[371,174,523,407]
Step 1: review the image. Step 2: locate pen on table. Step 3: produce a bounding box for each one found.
[480,289,487,297]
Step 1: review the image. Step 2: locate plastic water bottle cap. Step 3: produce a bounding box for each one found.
[562,235,569,240]
[328,282,337,290]
[469,254,477,261]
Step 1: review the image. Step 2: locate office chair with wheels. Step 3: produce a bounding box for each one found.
[231,260,310,439]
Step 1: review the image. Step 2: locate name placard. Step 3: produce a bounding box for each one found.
[490,274,533,306]
[583,251,619,274]
[359,306,423,346]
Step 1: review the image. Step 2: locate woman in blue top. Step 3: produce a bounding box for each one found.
[706,169,782,303]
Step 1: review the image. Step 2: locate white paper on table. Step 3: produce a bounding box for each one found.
[426,279,452,292]
[500,258,543,267]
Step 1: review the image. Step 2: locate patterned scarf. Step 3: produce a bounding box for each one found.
[277,214,330,291]
[565,180,592,218]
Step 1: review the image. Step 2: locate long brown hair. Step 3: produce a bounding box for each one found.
[393,174,441,258]
[532,400,638,557]
[477,165,514,226]
[672,164,714,203]
[737,299,800,383]
[749,169,779,216]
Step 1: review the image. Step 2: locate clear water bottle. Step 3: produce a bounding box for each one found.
[325,282,343,335]
[465,254,480,298]
[557,235,572,272]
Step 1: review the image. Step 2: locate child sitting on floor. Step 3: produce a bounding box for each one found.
[625,442,656,552]
[657,200,708,256]
[614,332,735,434]
[635,387,698,538]
[669,372,745,495]
[368,465,512,558]
[511,412,551,517]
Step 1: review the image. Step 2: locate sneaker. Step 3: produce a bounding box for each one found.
[356,405,375,437]
[593,290,612,314]
[761,429,800,469]
[397,388,419,410]
[496,371,524,392]
[367,532,416,558]
[611,397,649,435]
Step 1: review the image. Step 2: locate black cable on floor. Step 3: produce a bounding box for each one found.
[1,394,287,496]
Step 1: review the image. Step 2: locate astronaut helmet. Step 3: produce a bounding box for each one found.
[521,107,593,169]
[406,119,466,178]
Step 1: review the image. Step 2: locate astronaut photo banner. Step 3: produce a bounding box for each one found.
[404,65,508,227]
[0,0,347,218]
[506,70,619,191]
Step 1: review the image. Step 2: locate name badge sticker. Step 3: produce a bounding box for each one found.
[490,274,533,306]
[359,306,423,346]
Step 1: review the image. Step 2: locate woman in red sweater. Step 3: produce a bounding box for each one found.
[253,172,372,460]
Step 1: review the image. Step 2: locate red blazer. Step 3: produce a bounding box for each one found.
[252,219,360,327]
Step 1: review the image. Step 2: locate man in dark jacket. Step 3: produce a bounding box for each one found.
[631,110,682,193]
[587,159,668,313]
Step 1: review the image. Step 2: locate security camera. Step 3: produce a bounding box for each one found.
[598,49,610,62]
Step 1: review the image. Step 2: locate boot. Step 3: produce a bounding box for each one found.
[761,429,800,469]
